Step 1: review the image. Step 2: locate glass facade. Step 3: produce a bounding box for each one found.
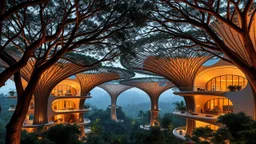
[206,75,247,91]
[52,100,75,110]
[204,98,233,114]
[51,85,77,96]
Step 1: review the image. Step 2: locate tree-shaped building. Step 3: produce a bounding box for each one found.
[121,37,212,134]
[75,67,134,126]
[98,81,132,122]
[120,77,174,127]
[22,56,100,125]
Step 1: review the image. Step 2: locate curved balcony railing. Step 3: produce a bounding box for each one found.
[22,121,54,128]
[53,108,90,114]
[172,126,186,140]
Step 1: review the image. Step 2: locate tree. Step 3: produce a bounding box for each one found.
[20,124,81,144]
[0,0,49,87]
[45,124,82,144]
[1,1,152,143]
[160,113,174,130]
[217,112,255,142]
[187,112,256,144]
[152,1,256,112]
[173,101,186,111]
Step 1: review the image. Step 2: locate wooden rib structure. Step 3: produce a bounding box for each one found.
[121,38,212,134]
[20,58,99,124]
[211,10,256,66]
[120,77,175,126]
[98,81,132,122]
[75,67,134,125]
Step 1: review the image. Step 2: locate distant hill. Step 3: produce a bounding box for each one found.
[121,102,176,118]
[86,87,183,110]
[85,87,183,118]
[0,94,16,124]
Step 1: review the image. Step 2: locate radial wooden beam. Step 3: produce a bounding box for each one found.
[20,58,99,124]
[120,77,175,126]
[121,39,211,133]
[75,67,134,124]
[98,81,132,122]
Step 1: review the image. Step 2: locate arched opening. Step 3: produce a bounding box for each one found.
[85,87,111,109]
[159,89,183,116]
[159,88,186,128]
[117,87,150,118]
[51,85,77,96]
[206,75,247,91]
[52,100,75,110]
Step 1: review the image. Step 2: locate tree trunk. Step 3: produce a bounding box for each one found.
[6,70,42,144]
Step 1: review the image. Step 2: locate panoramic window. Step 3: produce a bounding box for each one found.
[206,75,247,91]
[51,85,77,96]
[204,98,233,115]
[52,100,75,110]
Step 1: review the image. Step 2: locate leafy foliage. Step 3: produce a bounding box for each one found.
[21,124,82,144]
[187,112,256,144]
[85,108,184,144]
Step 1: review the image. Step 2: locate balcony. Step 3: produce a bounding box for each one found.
[173,91,225,97]
[140,125,150,130]
[74,118,91,125]
[53,96,92,99]
[84,128,91,134]
[172,126,186,141]
[54,118,91,125]
[23,121,54,128]
[173,111,219,124]
[53,108,90,114]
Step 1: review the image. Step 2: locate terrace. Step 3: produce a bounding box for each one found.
[53,108,90,114]
[173,111,219,123]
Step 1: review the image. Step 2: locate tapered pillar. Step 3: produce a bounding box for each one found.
[121,41,211,134]
[75,67,134,136]
[18,57,99,125]
[99,82,132,122]
[121,77,175,127]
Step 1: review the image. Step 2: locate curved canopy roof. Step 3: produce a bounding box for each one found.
[121,35,213,90]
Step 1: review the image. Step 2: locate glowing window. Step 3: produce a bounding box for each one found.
[206,75,247,91]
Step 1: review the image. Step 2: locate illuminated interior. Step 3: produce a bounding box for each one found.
[204,98,233,115]
[51,85,77,96]
[53,114,78,123]
[206,74,247,91]
[195,120,219,131]
[52,100,75,110]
